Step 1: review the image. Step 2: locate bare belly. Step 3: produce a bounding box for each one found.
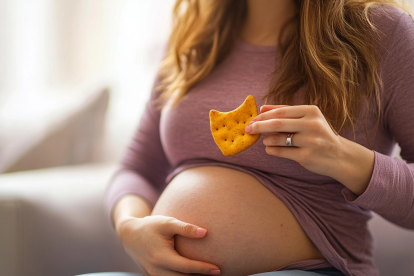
[151,166,325,276]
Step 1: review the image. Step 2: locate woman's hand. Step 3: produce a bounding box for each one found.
[245,105,375,195]
[116,215,221,276]
[245,104,342,177]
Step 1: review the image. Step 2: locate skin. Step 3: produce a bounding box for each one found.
[113,0,375,275]
[245,105,375,196]
[240,0,299,46]
[241,0,375,196]
[151,166,326,275]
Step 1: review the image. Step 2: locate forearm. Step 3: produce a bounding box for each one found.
[332,136,375,196]
[113,194,153,231]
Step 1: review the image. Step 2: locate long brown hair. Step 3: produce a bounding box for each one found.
[157,0,412,137]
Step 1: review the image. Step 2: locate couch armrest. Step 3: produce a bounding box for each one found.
[0,163,139,276]
[0,87,109,174]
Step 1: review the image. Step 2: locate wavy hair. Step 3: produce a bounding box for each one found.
[157,0,412,137]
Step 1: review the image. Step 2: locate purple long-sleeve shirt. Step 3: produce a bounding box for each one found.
[106,6,414,276]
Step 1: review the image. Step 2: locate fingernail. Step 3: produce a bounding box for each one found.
[196,227,207,236]
[210,270,221,275]
[245,125,251,133]
[248,120,255,125]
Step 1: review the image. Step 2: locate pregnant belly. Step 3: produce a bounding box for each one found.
[151,166,325,276]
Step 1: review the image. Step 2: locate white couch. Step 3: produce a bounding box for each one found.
[0,163,413,276]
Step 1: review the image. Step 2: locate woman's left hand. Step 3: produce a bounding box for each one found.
[245,104,343,178]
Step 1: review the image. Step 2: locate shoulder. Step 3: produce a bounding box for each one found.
[370,5,414,57]
[370,4,413,32]
[370,6,414,124]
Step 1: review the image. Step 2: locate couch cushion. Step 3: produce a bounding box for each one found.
[0,163,139,276]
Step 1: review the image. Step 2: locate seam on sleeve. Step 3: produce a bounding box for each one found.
[380,10,406,64]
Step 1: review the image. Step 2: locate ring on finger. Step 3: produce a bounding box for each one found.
[286,133,294,147]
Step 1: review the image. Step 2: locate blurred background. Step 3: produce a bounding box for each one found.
[0,0,175,173]
[0,1,414,276]
[0,1,178,276]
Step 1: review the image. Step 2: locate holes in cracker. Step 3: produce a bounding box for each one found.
[210,96,260,156]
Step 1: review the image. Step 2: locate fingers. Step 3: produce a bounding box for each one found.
[163,217,208,239]
[255,105,319,123]
[247,118,303,134]
[157,218,221,274]
[265,145,301,159]
[159,271,188,276]
[263,133,300,147]
[164,253,221,275]
[260,105,289,113]
[146,267,208,276]
[123,216,220,276]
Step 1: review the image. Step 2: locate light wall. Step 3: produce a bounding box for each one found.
[0,0,175,163]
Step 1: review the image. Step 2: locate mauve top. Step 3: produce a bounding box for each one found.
[106,6,414,276]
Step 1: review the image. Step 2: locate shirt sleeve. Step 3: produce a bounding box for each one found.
[105,75,172,223]
[342,10,414,229]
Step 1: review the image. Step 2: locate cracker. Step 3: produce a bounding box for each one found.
[209,95,261,156]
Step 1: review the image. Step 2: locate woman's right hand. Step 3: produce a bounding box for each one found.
[116,215,221,276]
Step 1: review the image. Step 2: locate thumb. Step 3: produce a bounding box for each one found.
[167,218,208,239]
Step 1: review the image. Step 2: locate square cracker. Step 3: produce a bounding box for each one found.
[209,95,261,156]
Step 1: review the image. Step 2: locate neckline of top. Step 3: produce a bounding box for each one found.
[234,37,279,53]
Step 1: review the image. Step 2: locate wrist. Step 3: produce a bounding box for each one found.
[333,136,375,196]
[115,215,147,238]
[115,214,135,231]
[112,194,152,226]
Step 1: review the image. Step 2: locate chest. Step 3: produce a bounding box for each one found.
[159,50,395,182]
[160,51,277,166]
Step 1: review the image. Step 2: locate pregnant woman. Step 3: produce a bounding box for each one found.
[104,0,414,275]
